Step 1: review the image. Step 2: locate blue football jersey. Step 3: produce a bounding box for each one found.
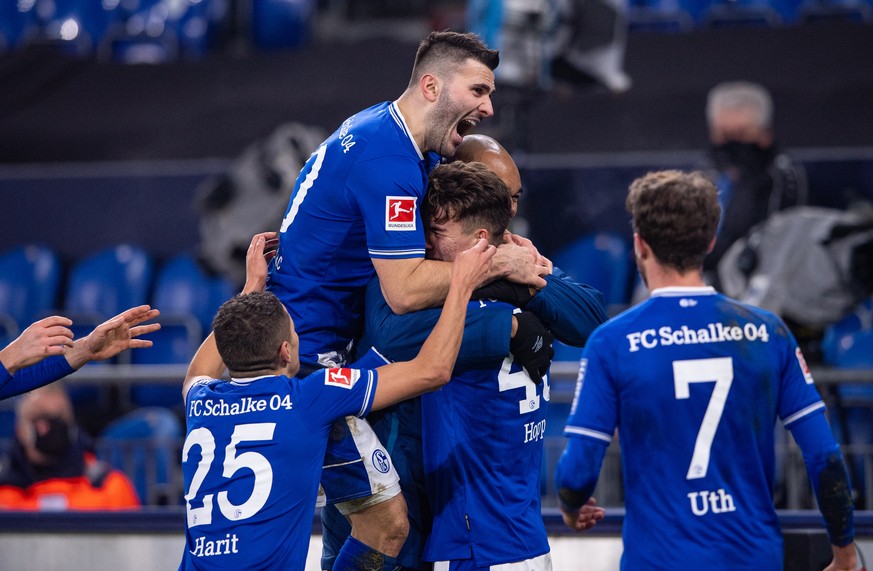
[179,364,377,570]
[267,101,440,370]
[422,350,551,566]
[565,286,825,571]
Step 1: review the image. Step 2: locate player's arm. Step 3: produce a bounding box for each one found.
[554,436,608,531]
[788,411,857,569]
[372,240,548,314]
[525,269,608,346]
[370,239,494,410]
[362,276,511,368]
[183,232,278,401]
[0,308,160,400]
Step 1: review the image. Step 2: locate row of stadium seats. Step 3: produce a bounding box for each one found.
[0,0,313,62]
[628,0,873,32]
[0,243,235,410]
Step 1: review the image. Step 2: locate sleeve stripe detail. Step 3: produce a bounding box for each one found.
[783,401,826,426]
[358,370,376,417]
[369,248,426,257]
[564,426,613,443]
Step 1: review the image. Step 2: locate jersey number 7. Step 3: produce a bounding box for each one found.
[673,357,734,480]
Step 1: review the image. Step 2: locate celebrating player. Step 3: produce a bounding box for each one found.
[555,170,857,571]
[179,231,495,570]
[268,30,549,569]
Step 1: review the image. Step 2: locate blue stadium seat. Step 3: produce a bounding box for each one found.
[799,0,873,22]
[111,0,230,63]
[251,0,313,50]
[0,244,62,329]
[628,0,697,32]
[63,244,154,407]
[128,253,231,408]
[31,0,123,57]
[704,0,801,26]
[98,406,183,505]
[0,1,39,51]
[821,297,873,504]
[551,232,634,314]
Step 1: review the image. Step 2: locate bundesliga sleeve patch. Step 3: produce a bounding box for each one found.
[795,347,815,384]
[385,196,416,231]
[325,367,361,389]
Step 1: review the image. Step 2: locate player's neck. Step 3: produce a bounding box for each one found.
[645,265,706,291]
[396,92,428,152]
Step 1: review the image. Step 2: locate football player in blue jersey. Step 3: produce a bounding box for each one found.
[180,231,496,571]
[555,170,857,571]
[329,161,608,571]
[268,30,550,569]
[0,306,160,400]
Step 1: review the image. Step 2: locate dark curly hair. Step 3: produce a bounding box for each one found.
[626,170,721,272]
[423,160,511,247]
[212,291,291,374]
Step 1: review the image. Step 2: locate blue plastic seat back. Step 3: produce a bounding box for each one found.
[0,244,62,327]
[822,297,873,401]
[552,233,633,310]
[99,407,183,505]
[64,244,153,319]
[153,253,230,335]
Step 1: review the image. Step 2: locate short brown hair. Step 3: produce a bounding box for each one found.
[423,160,511,246]
[626,170,720,272]
[408,31,499,88]
[212,291,290,374]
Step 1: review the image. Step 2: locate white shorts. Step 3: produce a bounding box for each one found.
[433,553,553,571]
[316,415,401,515]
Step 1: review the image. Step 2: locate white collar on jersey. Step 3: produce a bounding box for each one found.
[390,100,424,160]
[649,286,717,297]
[229,374,275,386]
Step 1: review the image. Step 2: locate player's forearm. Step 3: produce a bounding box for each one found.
[379,259,453,314]
[411,276,474,384]
[791,413,855,546]
[184,333,226,394]
[555,437,607,511]
[0,356,73,400]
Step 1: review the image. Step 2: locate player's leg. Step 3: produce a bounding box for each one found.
[333,494,409,571]
[321,415,406,570]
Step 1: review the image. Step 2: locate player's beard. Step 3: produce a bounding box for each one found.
[428,89,466,158]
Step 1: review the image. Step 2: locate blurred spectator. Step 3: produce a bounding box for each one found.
[702,80,808,287]
[0,384,140,510]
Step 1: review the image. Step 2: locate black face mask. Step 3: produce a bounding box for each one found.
[32,416,73,458]
[709,141,774,175]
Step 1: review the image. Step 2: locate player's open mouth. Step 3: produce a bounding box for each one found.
[456,119,477,137]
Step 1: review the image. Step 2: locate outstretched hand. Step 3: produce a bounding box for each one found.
[243,232,279,294]
[561,497,606,532]
[66,305,161,368]
[0,316,75,374]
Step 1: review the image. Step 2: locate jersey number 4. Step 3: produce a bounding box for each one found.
[673,357,733,480]
[183,423,276,527]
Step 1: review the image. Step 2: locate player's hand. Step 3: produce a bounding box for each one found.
[453,238,497,294]
[510,311,554,383]
[493,240,548,290]
[508,232,553,275]
[72,305,161,366]
[243,232,279,294]
[824,543,858,571]
[0,316,75,374]
[561,498,606,532]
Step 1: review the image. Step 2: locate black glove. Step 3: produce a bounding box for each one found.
[472,278,535,308]
[510,311,554,383]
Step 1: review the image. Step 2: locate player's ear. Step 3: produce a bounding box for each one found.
[420,73,440,102]
[476,228,489,242]
[278,340,292,366]
[706,237,716,254]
